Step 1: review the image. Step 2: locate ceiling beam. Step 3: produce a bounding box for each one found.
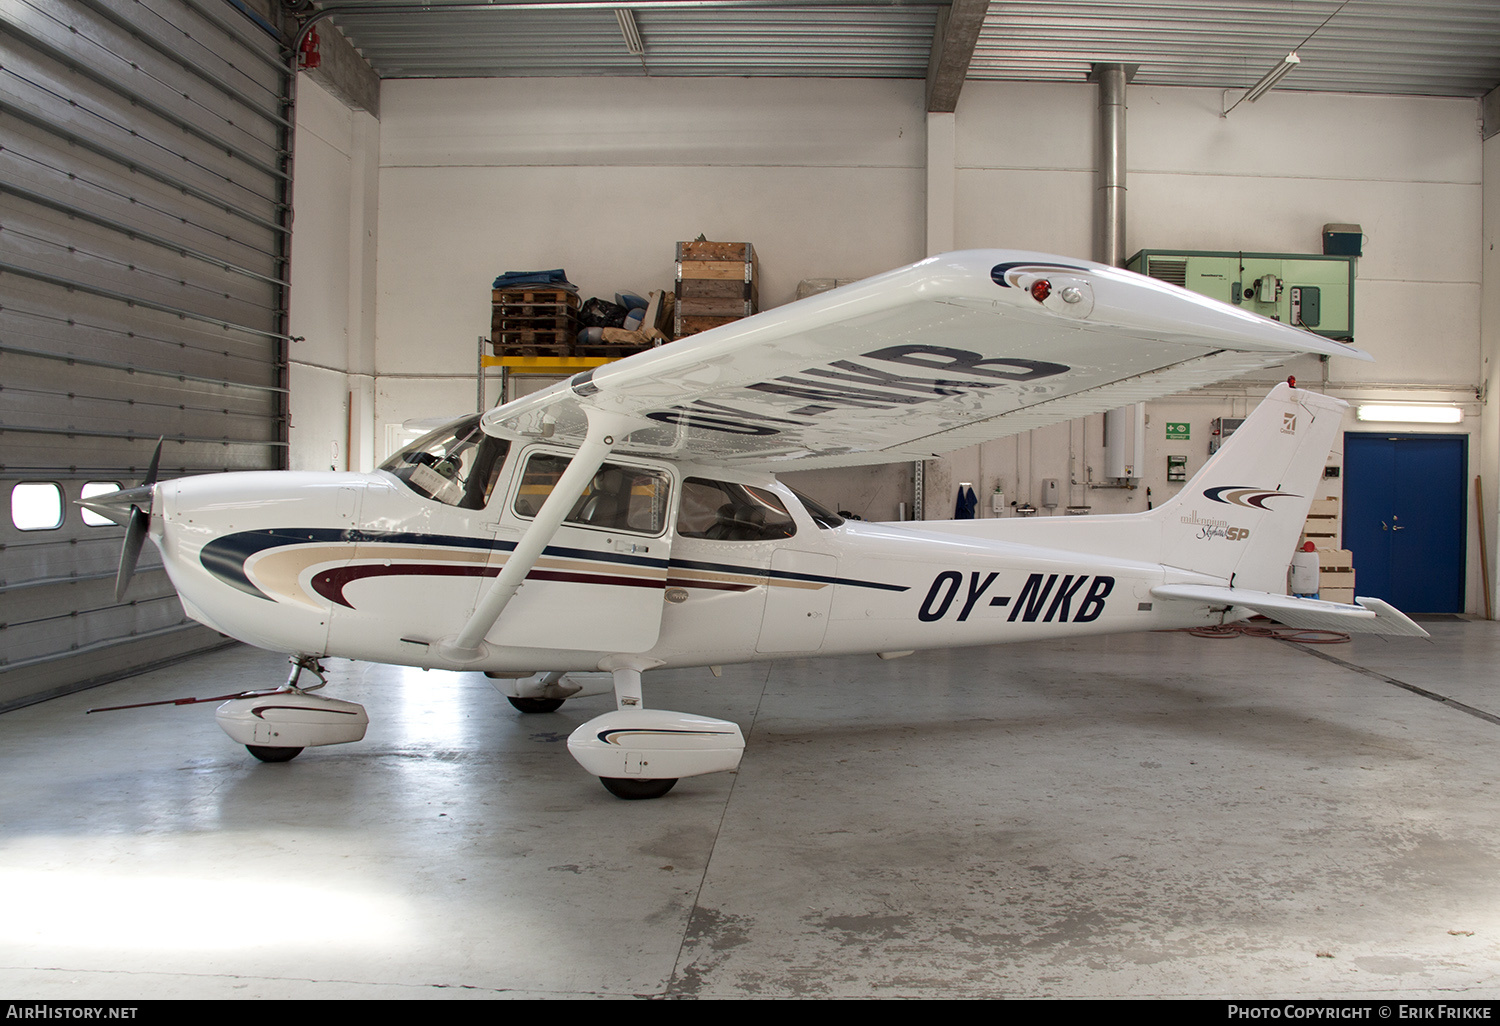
[925,0,988,113]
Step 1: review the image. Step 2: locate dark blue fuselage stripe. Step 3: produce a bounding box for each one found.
[199,529,905,599]
[668,557,909,593]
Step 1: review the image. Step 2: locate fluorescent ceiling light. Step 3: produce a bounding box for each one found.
[617,9,644,55]
[1245,51,1300,103]
[1356,403,1463,424]
[1223,51,1301,116]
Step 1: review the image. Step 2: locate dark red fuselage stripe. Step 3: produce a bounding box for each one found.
[664,577,755,592]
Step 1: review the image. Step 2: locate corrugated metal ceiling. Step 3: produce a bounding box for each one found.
[328,2,940,79]
[972,1,1500,98]
[321,0,1500,98]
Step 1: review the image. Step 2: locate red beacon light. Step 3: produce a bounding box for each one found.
[1287,375,1296,387]
[1029,279,1052,303]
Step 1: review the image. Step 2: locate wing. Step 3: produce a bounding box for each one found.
[481,250,1369,471]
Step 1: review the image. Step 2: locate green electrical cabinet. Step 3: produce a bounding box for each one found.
[1126,250,1355,342]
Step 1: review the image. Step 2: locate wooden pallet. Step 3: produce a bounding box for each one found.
[492,289,580,346]
[491,286,579,357]
[491,287,581,311]
[491,329,573,358]
[492,312,577,333]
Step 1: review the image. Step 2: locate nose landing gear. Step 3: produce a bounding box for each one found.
[215,656,368,762]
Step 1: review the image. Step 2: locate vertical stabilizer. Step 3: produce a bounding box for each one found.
[1155,384,1345,592]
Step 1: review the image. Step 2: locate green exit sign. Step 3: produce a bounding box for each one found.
[1166,422,1191,440]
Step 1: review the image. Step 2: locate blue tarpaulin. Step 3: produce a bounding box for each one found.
[492,269,577,291]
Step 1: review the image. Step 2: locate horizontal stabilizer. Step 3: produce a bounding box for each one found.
[1151,584,1430,638]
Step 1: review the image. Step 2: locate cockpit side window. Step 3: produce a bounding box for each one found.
[379,415,510,510]
[678,479,796,541]
[513,453,671,536]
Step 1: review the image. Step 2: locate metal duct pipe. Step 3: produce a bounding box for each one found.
[1093,62,1129,268]
[1092,63,1141,483]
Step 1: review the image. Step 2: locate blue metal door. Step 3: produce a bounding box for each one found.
[1343,434,1466,613]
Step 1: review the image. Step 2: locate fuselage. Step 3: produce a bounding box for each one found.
[149,428,1230,675]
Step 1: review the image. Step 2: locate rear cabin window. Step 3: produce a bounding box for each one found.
[677,479,796,541]
[379,414,510,510]
[513,453,670,536]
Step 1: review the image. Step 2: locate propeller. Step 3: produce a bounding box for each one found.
[78,439,163,601]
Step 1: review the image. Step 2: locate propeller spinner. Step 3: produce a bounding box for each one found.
[77,439,163,601]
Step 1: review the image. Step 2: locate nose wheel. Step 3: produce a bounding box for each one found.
[247,744,304,762]
[600,776,678,800]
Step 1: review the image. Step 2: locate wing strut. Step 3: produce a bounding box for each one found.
[438,409,629,663]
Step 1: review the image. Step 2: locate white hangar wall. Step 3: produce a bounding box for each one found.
[288,76,1490,610]
[940,82,1484,609]
[371,75,928,437]
[287,76,379,474]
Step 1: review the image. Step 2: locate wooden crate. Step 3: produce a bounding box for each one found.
[1316,548,1354,571]
[1315,545,1355,602]
[1320,569,1356,591]
[676,241,758,337]
[1302,495,1340,544]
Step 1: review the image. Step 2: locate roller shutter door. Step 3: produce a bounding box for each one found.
[0,0,292,709]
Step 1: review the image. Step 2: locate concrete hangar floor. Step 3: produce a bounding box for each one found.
[1,620,1498,999]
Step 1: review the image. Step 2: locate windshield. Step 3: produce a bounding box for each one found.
[787,487,845,529]
[379,414,510,510]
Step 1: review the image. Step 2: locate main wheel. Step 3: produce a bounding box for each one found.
[247,745,303,762]
[508,696,564,714]
[600,776,678,800]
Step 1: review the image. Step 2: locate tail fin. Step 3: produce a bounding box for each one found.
[1155,383,1345,592]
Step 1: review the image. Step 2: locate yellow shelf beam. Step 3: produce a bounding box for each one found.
[481,355,614,375]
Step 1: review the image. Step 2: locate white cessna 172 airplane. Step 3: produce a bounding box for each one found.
[83,250,1426,799]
